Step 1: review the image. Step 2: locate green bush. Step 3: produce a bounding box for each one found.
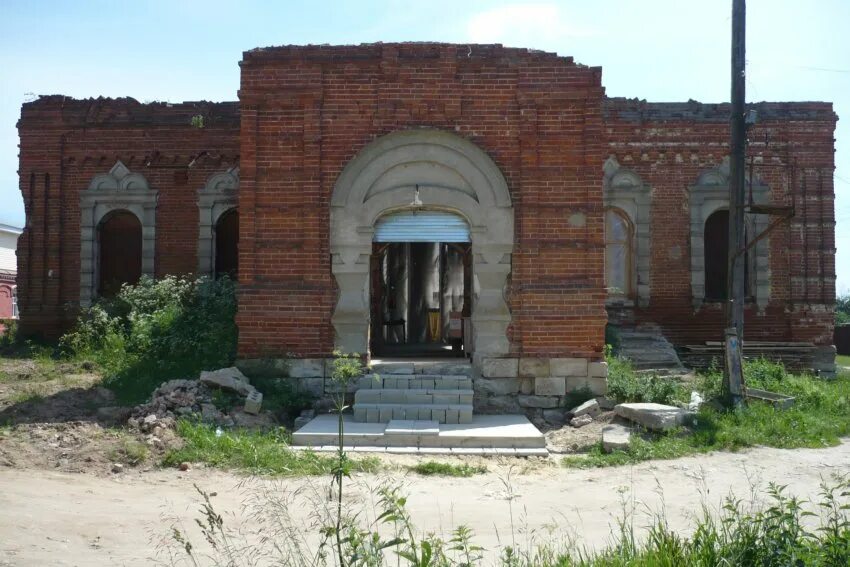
[604,346,686,405]
[61,275,238,405]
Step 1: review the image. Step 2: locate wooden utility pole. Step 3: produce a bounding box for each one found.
[725,0,747,406]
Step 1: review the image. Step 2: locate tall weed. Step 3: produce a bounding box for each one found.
[62,275,237,404]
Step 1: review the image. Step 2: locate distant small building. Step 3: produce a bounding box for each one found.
[0,223,21,327]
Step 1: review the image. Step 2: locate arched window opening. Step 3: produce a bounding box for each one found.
[98,210,142,297]
[704,209,730,301]
[214,208,239,280]
[605,208,634,298]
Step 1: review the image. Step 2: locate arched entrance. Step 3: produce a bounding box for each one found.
[330,129,514,361]
[214,208,239,280]
[370,210,472,356]
[97,210,142,297]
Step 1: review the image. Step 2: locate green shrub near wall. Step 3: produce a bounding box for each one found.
[62,275,238,405]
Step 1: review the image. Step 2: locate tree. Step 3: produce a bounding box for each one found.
[837,294,850,327]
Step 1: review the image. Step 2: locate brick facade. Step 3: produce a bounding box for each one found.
[15,43,838,381]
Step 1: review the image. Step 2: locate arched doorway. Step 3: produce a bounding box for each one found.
[330,129,514,361]
[214,208,239,279]
[370,210,472,356]
[97,210,142,297]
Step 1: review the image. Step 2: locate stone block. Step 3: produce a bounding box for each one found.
[481,358,518,378]
[243,390,263,415]
[477,395,521,414]
[570,414,593,428]
[200,367,254,396]
[288,358,325,378]
[550,358,588,377]
[519,377,534,395]
[474,377,520,395]
[433,392,459,405]
[517,395,559,409]
[615,403,687,431]
[566,376,607,396]
[534,376,566,396]
[588,361,608,378]
[519,358,550,378]
[569,398,600,418]
[602,424,631,452]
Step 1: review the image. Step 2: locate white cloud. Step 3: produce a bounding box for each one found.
[466,2,594,49]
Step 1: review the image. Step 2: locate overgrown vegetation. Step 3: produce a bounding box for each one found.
[162,475,850,566]
[604,346,687,405]
[567,357,850,469]
[61,275,238,405]
[408,461,488,477]
[836,294,850,326]
[163,419,380,476]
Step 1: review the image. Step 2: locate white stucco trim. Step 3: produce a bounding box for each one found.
[603,156,652,307]
[689,160,770,311]
[330,129,514,359]
[80,161,158,307]
[197,167,239,275]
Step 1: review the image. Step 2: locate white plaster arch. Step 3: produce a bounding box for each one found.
[602,156,652,307]
[330,129,514,358]
[80,161,158,307]
[689,161,770,311]
[198,167,239,275]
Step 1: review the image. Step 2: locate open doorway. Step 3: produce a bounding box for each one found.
[370,211,471,358]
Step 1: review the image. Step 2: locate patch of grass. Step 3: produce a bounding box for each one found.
[8,386,47,405]
[163,419,381,476]
[107,436,150,465]
[837,354,850,369]
[565,360,850,469]
[605,347,688,405]
[408,461,488,477]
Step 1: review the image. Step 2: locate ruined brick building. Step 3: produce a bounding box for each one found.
[15,44,839,407]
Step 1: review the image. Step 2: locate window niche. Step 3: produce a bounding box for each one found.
[80,161,157,307]
[197,167,239,277]
[602,156,651,307]
[689,159,770,311]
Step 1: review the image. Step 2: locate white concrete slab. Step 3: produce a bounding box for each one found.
[292,414,546,451]
[385,420,440,436]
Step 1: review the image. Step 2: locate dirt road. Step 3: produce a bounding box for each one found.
[2,441,848,566]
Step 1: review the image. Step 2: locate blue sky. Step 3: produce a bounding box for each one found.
[1,0,847,293]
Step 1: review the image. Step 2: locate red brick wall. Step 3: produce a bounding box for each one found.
[15,44,837,359]
[604,99,837,347]
[16,97,240,338]
[236,44,608,360]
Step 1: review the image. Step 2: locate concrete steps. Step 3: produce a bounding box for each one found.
[617,329,685,372]
[357,375,472,390]
[291,414,547,454]
[353,360,475,424]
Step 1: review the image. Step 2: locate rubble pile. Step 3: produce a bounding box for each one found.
[128,367,274,431]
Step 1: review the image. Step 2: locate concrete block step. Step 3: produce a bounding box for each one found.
[292,414,546,450]
[353,403,473,424]
[354,388,474,405]
[369,362,473,376]
[358,375,472,390]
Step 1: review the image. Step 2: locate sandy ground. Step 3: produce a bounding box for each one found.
[2,441,849,566]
